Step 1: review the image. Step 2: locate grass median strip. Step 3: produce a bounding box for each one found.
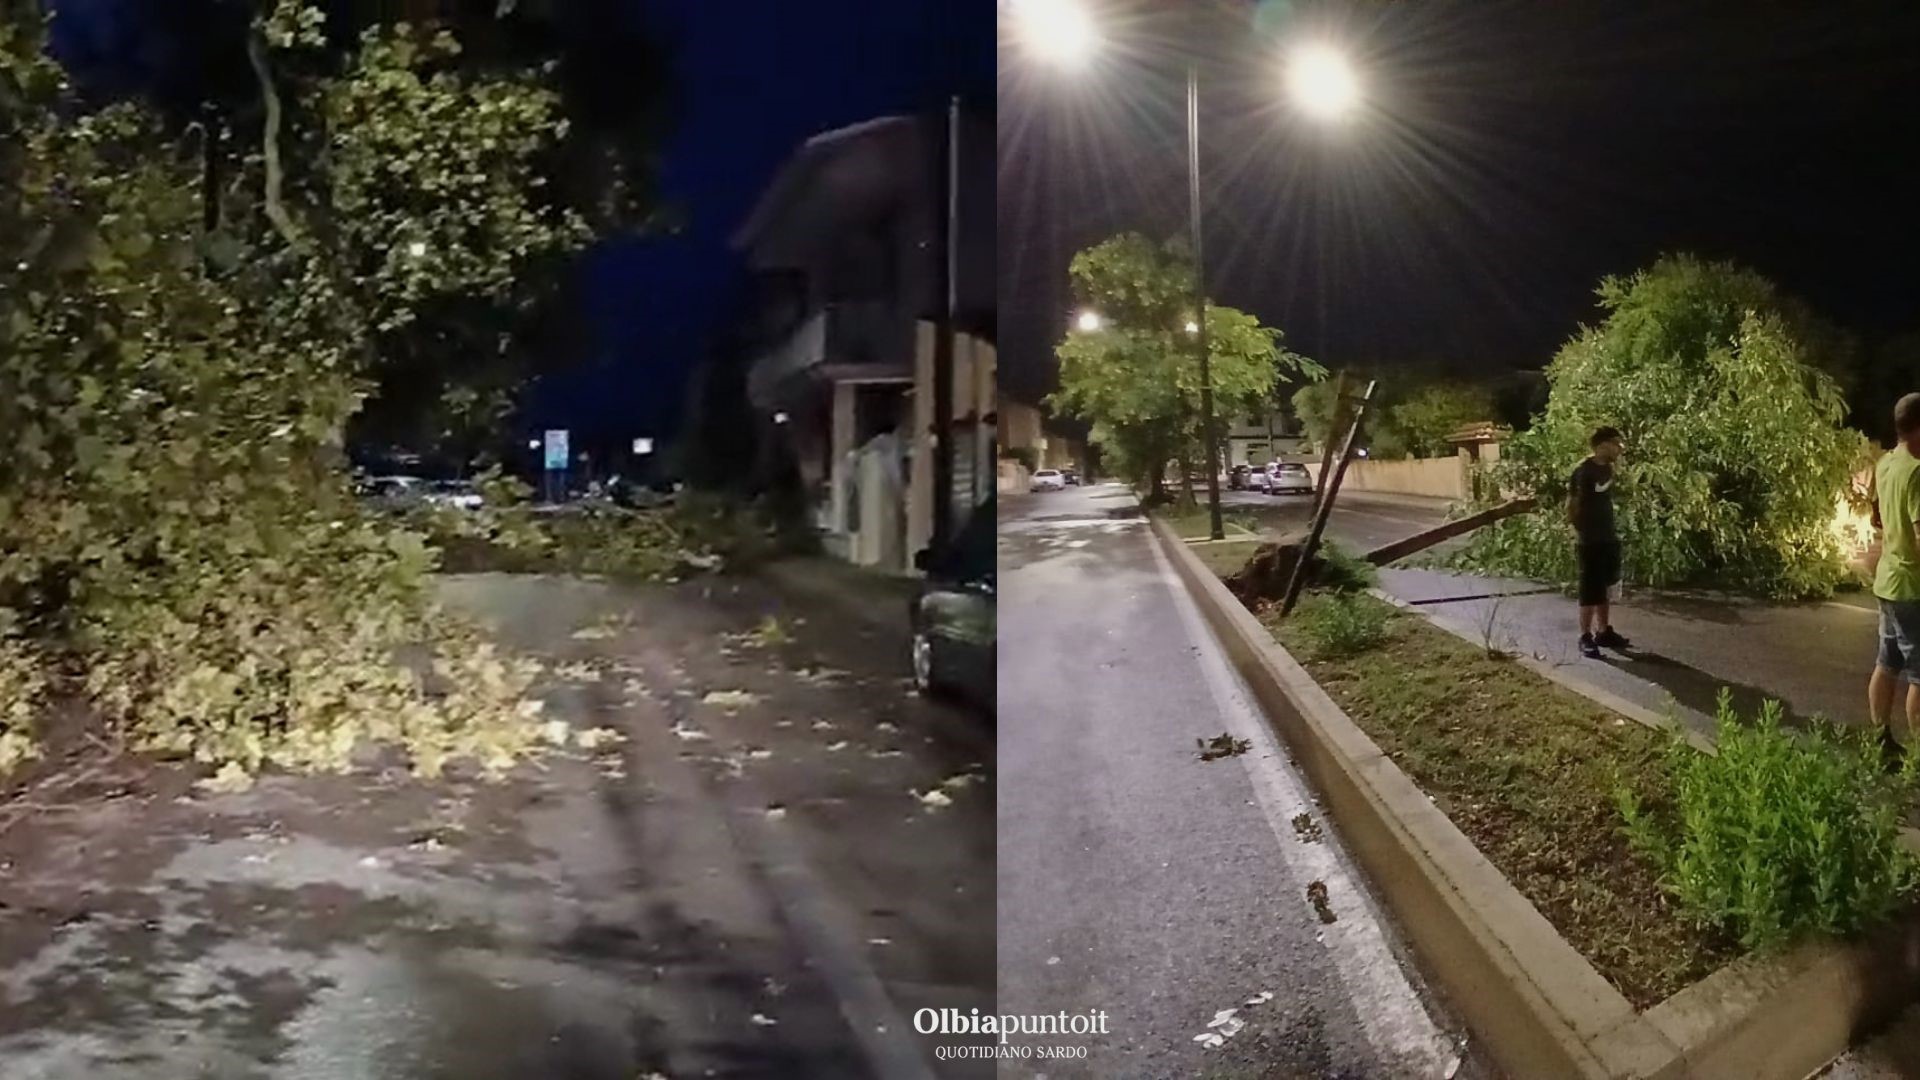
[1266,593,1739,1008]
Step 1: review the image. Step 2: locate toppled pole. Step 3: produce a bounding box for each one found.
[1281,380,1377,618]
[1363,498,1538,566]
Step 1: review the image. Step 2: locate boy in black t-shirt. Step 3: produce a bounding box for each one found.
[1569,426,1629,659]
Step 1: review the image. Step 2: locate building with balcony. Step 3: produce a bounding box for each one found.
[734,110,993,572]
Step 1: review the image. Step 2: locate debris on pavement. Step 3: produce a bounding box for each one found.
[196,761,255,795]
[1290,811,1324,844]
[701,689,762,711]
[573,726,624,750]
[1195,733,1252,762]
[670,722,711,742]
[913,788,954,810]
[1307,880,1337,924]
[764,804,787,820]
[553,660,604,683]
[750,1013,779,1027]
[824,740,849,752]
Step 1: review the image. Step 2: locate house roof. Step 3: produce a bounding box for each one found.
[731,115,920,261]
[1445,421,1509,445]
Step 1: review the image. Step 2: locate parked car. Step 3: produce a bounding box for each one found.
[359,475,429,511]
[1061,469,1080,486]
[1245,465,1272,493]
[911,501,995,706]
[1029,469,1066,492]
[424,479,485,511]
[1269,461,1314,496]
[1229,464,1252,491]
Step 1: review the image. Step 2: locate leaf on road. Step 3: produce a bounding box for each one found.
[569,625,616,641]
[1245,990,1275,1006]
[811,719,835,731]
[765,803,787,819]
[555,661,603,683]
[540,719,572,746]
[825,740,849,752]
[701,690,761,710]
[939,772,982,793]
[1196,733,1252,762]
[875,721,900,734]
[749,1013,778,1027]
[573,726,624,750]
[670,722,710,742]
[1307,880,1338,924]
[196,761,255,795]
[913,788,954,810]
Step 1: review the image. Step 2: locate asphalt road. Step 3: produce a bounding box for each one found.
[0,565,992,1079]
[997,484,1474,1078]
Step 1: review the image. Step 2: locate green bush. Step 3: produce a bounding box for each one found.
[1618,692,1920,951]
[1315,541,1379,594]
[1295,594,1391,658]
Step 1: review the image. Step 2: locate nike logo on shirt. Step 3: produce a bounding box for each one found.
[1594,480,1613,493]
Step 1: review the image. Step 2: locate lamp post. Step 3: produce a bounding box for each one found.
[1011,1,1360,540]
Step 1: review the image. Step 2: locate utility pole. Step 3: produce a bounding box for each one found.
[932,96,960,552]
[1188,63,1224,542]
[1283,380,1378,617]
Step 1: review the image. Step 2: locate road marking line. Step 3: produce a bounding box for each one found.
[1147,536,1458,1074]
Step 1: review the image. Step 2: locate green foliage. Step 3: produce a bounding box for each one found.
[1458,255,1858,599]
[1618,693,1920,951]
[1050,233,1323,491]
[1388,383,1496,459]
[1002,446,1038,473]
[1294,593,1391,658]
[0,6,615,783]
[1315,541,1379,594]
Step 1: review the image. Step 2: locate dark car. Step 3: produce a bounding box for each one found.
[1229,464,1252,491]
[1062,469,1080,486]
[910,500,995,707]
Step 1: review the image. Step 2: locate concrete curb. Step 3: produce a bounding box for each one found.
[1151,518,1920,1079]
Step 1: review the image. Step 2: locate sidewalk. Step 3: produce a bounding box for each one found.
[1375,566,1880,739]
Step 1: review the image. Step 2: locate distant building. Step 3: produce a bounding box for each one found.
[996,398,1084,491]
[735,109,993,573]
[1225,407,1308,466]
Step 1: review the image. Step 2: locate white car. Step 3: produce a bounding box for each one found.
[1269,462,1314,495]
[423,480,485,511]
[1029,469,1066,493]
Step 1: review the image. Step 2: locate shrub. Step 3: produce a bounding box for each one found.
[1316,541,1379,594]
[1295,594,1391,658]
[1618,692,1920,951]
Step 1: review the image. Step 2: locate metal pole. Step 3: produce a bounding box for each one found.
[1281,380,1377,617]
[1188,63,1224,542]
[932,96,959,551]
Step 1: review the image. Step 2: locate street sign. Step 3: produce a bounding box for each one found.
[632,437,654,455]
[543,429,569,470]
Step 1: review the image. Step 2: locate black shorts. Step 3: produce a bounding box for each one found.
[1577,542,1620,606]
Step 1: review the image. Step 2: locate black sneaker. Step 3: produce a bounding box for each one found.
[1878,727,1909,774]
[1578,633,1601,659]
[1595,627,1632,650]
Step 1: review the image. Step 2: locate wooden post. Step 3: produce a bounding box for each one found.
[1282,380,1377,618]
[1313,371,1354,517]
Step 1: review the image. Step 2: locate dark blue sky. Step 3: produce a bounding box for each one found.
[46,0,993,446]
[536,0,992,445]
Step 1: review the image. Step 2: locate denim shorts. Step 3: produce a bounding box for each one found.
[1878,599,1920,675]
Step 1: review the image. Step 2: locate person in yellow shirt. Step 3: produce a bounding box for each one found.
[1868,393,1920,764]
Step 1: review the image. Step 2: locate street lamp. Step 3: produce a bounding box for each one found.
[1076,309,1104,332]
[1286,45,1360,121]
[1009,0,1098,69]
[1019,1,1360,540]
[407,240,428,258]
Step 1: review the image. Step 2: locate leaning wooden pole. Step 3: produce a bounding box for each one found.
[1312,371,1355,518]
[1282,380,1378,618]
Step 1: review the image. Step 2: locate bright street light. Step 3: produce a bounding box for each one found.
[1287,44,1360,121]
[407,240,428,258]
[1076,310,1104,332]
[1184,320,1200,334]
[1010,0,1097,69]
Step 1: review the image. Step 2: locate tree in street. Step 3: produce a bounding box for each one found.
[1459,255,1860,599]
[0,2,624,783]
[1049,233,1322,502]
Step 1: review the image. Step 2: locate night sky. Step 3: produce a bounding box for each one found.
[998,0,1920,405]
[44,0,993,449]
